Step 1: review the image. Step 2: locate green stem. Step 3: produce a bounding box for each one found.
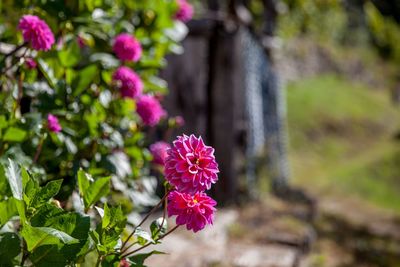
[120,225,179,259]
[95,254,102,267]
[120,191,170,250]
[33,134,47,164]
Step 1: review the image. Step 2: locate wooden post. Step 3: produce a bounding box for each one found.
[208,25,245,204]
[162,36,210,139]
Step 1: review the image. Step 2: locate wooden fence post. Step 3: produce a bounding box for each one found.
[208,25,246,203]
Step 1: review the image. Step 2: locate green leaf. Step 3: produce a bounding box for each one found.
[24,178,39,206]
[150,217,167,240]
[0,164,11,199]
[14,198,27,224]
[128,250,165,267]
[30,203,65,226]
[38,59,57,88]
[29,245,69,267]
[5,159,22,200]
[72,65,98,96]
[102,204,125,230]
[0,115,7,129]
[90,53,119,69]
[3,127,27,142]
[30,179,63,207]
[0,198,17,226]
[21,224,79,251]
[0,232,21,265]
[78,171,110,210]
[30,204,91,264]
[58,41,81,67]
[99,204,126,250]
[134,227,154,245]
[77,169,91,197]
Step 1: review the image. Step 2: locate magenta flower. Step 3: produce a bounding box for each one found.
[77,36,86,48]
[112,66,143,99]
[165,134,219,194]
[25,58,37,69]
[136,95,166,126]
[175,0,194,22]
[168,190,216,233]
[113,33,142,62]
[47,114,62,133]
[150,141,171,165]
[18,15,55,51]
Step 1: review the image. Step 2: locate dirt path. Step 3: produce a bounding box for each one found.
[140,195,400,267]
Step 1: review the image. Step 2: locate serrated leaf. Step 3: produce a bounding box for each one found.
[30,179,63,207]
[102,204,125,229]
[86,176,110,208]
[21,224,79,251]
[99,204,126,251]
[78,170,110,210]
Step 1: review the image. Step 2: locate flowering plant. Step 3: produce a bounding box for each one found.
[0,0,210,266]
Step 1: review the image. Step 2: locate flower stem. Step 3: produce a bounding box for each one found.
[33,134,47,164]
[95,255,101,267]
[120,191,170,250]
[120,225,179,259]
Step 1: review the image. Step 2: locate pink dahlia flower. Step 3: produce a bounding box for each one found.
[113,33,142,62]
[165,134,219,194]
[18,15,55,51]
[175,0,194,22]
[168,190,216,233]
[112,66,143,99]
[136,95,166,127]
[47,114,62,133]
[150,141,171,165]
[25,58,37,69]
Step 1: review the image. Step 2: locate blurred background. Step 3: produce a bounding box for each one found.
[149,0,400,266]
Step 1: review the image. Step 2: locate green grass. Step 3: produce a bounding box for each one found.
[287,74,400,213]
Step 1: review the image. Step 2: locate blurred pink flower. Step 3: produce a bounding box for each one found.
[168,190,216,233]
[175,0,194,22]
[113,33,142,62]
[77,36,86,48]
[165,134,218,194]
[119,259,129,267]
[18,15,55,51]
[136,95,166,126]
[25,58,37,69]
[150,141,171,165]
[175,116,185,127]
[112,66,143,99]
[47,114,62,133]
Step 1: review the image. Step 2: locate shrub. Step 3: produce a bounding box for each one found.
[0,1,219,266]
